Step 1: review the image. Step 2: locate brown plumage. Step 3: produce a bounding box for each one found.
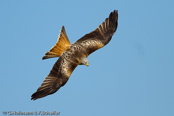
[31,10,118,100]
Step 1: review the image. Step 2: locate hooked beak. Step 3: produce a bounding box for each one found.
[85,63,89,67]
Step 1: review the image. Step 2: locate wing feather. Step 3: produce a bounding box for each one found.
[76,10,118,55]
[31,56,78,100]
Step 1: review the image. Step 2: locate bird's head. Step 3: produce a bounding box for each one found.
[80,57,89,67]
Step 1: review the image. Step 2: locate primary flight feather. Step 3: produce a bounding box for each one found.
[31,10,118,100]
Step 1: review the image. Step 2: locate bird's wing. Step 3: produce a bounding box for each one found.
[31,56,78,100]
[75,10,118,56]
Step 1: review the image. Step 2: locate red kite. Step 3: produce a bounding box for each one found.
[31,10,118,100]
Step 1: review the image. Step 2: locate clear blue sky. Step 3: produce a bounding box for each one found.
[0,0,174,116]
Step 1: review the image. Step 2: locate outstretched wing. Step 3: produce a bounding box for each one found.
[31,56,78,100]
[75,10,118,56]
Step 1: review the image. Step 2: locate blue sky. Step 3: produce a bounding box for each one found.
[0,0,174,116]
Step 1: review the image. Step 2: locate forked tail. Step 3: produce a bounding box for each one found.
[42,26,71,60]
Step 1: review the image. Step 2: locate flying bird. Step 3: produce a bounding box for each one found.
[31,10,118,100]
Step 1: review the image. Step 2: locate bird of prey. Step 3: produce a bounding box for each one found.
[31,10,118,100]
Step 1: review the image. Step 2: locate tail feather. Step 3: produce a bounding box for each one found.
[42,26,71,60]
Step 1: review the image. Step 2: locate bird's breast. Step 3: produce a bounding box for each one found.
[62,43,88,64]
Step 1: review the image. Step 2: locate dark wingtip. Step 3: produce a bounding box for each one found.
[31,91,44,101]
[109,10,118,32]
[31,90,45,101]
[31,88,58,101]
[110,10,118,21]
[31,92,38,101]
